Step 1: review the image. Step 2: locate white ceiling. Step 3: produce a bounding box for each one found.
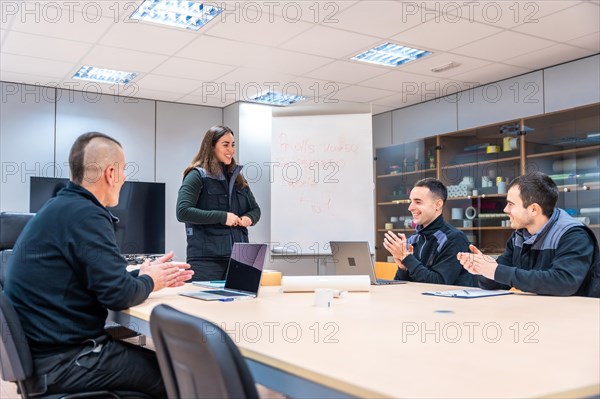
[1,0,598,114]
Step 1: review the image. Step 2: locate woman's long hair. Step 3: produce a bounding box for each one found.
[183,125,248,188]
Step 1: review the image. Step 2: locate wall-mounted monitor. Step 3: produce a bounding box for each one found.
[30,177,165,255]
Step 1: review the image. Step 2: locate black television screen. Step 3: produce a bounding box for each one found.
[30,177,165,255]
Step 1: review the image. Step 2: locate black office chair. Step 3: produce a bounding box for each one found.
[0,291,152,399]
[0,212,35,289]
[150,304,259,399]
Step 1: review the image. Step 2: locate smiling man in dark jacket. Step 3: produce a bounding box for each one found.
[384,178,473,286]
[458,172,599,297]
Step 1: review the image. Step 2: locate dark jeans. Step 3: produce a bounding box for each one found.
[31,336,166,398]
[189,258,229,281]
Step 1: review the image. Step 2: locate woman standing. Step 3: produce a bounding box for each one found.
[176,125,261,281]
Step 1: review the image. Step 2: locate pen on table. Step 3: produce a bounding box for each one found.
[219,298,234,302]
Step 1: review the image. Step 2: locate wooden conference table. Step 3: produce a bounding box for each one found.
[110,282,600,398]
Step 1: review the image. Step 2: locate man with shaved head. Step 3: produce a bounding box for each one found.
[5,132,193,397]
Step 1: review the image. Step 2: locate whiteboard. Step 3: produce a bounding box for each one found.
[271,106,374,255]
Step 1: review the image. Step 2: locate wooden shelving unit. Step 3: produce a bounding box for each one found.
[374,103,600,261]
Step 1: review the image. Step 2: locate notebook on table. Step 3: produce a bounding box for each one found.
[329,241,406,285]
[181,243,267,301]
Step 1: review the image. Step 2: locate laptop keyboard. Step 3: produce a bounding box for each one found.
[376,279,406,285]
[202,290,244,296]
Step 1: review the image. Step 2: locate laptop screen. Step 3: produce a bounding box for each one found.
[330,241,376,280]
[224,243,267,294]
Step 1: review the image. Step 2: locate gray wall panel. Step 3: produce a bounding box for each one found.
[545,55,600,113]
[457,71,544,130]
[155,101,222,260]
[392,99,457,144]
[55,91,156,182]
[372,112,392,149]
[0,82,55,212]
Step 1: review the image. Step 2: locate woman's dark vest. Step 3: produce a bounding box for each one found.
[186,166,254,260]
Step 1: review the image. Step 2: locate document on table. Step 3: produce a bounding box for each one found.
[422,289,514,298]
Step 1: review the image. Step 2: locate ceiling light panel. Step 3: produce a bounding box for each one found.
[352,42,432,67]
[130,0,223,31]
[73,66,138,84]
[249,92,305,106]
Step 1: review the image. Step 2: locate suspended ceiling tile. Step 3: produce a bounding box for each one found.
[504,44,594,70]
[306,60,389,85]
[2,31,92,63]
[452,31,555,62]
[82,45,169,73]
[280,25,381,58]
[513,3,600,42]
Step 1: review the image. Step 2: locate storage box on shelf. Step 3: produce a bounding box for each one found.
[374,103,600,261]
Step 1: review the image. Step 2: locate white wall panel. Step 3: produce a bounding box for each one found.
[238,103,272,247]
[0,82,55,212]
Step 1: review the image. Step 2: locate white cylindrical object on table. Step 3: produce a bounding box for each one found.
[314,289,334,308]
[282,275,371,292]
[580,208,600,215]
[451,208,464,220]
[465,206,477,220]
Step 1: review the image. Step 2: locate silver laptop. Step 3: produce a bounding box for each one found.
[181,243,267,301]
[329,241,406,285]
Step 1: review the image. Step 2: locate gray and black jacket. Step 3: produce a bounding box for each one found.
[395,214,474,286]
[478,208,600,297]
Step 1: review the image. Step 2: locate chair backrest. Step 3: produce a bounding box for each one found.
[0,290,33,384]
[0,249,14,289]
[0,213,35,289]
[150,304,259,399]
[0,212,35,251]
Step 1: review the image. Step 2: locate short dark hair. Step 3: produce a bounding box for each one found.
[508,172,558,217]
[414,178,448,203]
[69,132,121,185]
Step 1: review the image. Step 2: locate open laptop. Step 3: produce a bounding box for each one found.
[329,241,406,285]
[181,243,267,301]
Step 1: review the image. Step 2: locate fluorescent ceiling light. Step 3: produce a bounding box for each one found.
[130,0,223,31]
[73,66,138,84]
[249,92,305,106]
[351,42,432,67]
